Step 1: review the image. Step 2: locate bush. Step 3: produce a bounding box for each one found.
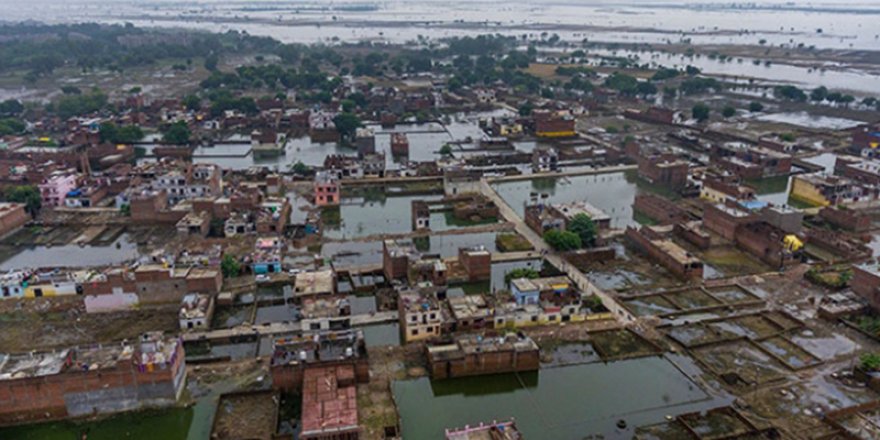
[504,268,539,284]
[748,101,764,112]
[861,353,880,371]
[221,254,241,278]
[568,213,597,247]
[692,103,710,122]
[543,229,582,251]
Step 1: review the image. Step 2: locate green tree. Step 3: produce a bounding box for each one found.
[99,123,143,144]
[221,254,241,278]
[603,73,640,96]
[204,53,219,72]
[0,100,24,117]
[721,105,736,118]
[810,86,828,102]
[182,95,201,111]
[119,204,131,216]
[332,112,361,144]
[291,161,309,175]
[651,68,680,81]
[4,185,41,216]
[162,121,191,145]
[685,65,701,76]
[55,89,107,118]
[0,118,25,136]
[861,353,880,371]
[518,102,534,117]
[568,213,597,248]
[774,85,807,102]
[543,229,582,251]
[439,144,453,156]
[748,101,764,112]
[692,103,710,122]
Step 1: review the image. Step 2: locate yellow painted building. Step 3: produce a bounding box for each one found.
[536,130,576,138]
[789,175,843,207]
[700,186,730,204]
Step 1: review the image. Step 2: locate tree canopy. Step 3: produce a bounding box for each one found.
[4,185,41,216]
[568,214,597,248]
[333,112,362,144]
[543,229,582,251]
[162,121,191,145]
[220,254,241,278]
[99,122,144,144]
[692,103,710,122]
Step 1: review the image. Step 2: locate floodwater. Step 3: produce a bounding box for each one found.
[802,152,839,174]
[182,111,509,171]
[0,407,193,440]
[323,192,450,239]
[392,355,725,439]
[14,0,880,51]
[0,234,140,271]
[321,232,500,266]
[362,322,401,347]
[493,171,640,228]
[583,47,880,95]
[753,112,864,130]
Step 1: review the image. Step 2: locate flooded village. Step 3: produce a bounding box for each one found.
[1,1,880,439]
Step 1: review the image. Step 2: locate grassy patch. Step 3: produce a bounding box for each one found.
[451,280,491,295]
[747,176,789,195]
[443,211,498,227]
[320,206,341,227]
[496,233,533,252]
[632,211,659,226]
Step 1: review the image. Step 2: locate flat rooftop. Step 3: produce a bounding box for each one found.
[293,270,335,297]
[271,329,365,366]
[552,201,611,223]
[428,333,539,362]
[301,365,359,437]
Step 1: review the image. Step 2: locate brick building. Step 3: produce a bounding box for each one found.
[0,333,185,425]
[853,264,880,311]
[638,154,688,191]
[458,246,491,282]
[270,329,369,393]
[625,226,704,280]
[734,222,797,269]
[0,203,29,237]
[702,203,756,241]
[633,194,690,225]
[427,333,540,380]
[819,206,872,232]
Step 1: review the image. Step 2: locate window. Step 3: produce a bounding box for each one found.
[531,316,537,322]
[426,326,433,332]
[411,329,418,336]
[429,313,436,320]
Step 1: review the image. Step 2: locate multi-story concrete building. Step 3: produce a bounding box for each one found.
[313,171,339,207]
[38,171,78,208]
[399,288,445,342]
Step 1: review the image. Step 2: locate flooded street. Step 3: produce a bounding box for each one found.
[393,355,726,439]
[493,171,641,228]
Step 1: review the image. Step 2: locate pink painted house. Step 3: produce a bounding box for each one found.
[39,171,79,208]
[314,171,339,206]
